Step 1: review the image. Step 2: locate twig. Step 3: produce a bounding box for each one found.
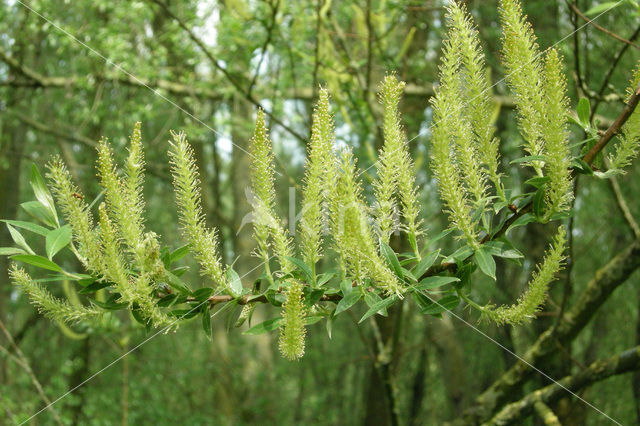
[0,319,64,426]
[569,2,640,49]
[533,400,562,426]
[489,345,640,424]
[607,167,640,239]
[148,0,307,143]
[583,81,640,164]
[593,24,640,115]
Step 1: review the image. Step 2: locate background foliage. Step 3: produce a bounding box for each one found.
[1,0,639,424]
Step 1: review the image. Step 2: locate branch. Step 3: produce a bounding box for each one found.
[532,400,562,426]
[0,319,64,426]
[608,171,640,239]
[184,292,342,308]
[592,24,640,115]
[568,2,640,49]
[583,80,640,164]
[488,345,640,425]
[147,0,307,143]
[0,44,223,100]
[483,81,640,247]
[458,237,640,424]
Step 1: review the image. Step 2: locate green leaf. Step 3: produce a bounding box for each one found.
[20,201,57,228]
[45,225,71,260]
[30,164,59,227]
[6,224,35,255]
[243,317,282,335]
[413,292,434,312]
[359,295,398,323]
[226,268,243,297]
[506,213,536,235]
[483,240,524,260]
[202,310,212,340]
[78,280,112,294]
[316,272,335,287]
[510,155,547,164]
[12,254,63,272]
[444,245,474,264]
[340,279,353,296]
[164,270,192,294]
[0,247,27,256]
[524,176,550,189]
[326,312,334,339]
[424,229,454,250]
[192,287,214,302]
[577,97,591,125]
[421,295,460,315]
[92,294,128,310]
[415,276,460,291]
[532,186,546,218]
[156,294,179,307]
[335,290,361,315]
[571,158,594,175]
[412,249,440,278]
[474,247,496,280]
[585,2,621,15]
[1,220,49,236]
[169,244,191,264]
[305,316,324,325]
[285,256,314,285]
[169,308,200,320]
[304,288,324,307]
[379,241,403,279]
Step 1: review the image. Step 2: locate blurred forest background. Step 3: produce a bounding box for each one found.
[1,0,640,424]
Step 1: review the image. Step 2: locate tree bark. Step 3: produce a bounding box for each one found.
[459,237,640,424]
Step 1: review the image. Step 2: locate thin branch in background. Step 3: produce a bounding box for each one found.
[0,319,64,426]
[247,0,279,98]
[569,2,640,49]
[593,24,640,115]
[533,400,562,426]
[148,0,306,143]
[489,345,640,424]
[311,0,323,99]
[607,166,640,239]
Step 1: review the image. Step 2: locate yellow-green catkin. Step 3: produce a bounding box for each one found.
[47,158,104,273]
[499,0,545,166]
[298,89,335,280]
[249,109,294,276]
[279,280,307,360]
[609,63,640,172]
[430,13,480,249]
[483,226,567,325]
[10,264,101,325]
[329,150,403,295]
[374,74,423,252]
[98,204,172,328]
[449,2,504,200]
[168,131,229,292]
[541,49,573,220]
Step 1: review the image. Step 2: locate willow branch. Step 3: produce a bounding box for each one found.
[568,2,640,49]
[459,237,640,424]
[488,345,640,425]
[583,81,640,164]
[0,319,64,426]
[532,400,561,426]
[148,0,307,143]
[608,170,640,239]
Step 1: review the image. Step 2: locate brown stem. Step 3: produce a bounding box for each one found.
[488,345,640,425]
[568,2,640,49]
[583,81,640,165]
